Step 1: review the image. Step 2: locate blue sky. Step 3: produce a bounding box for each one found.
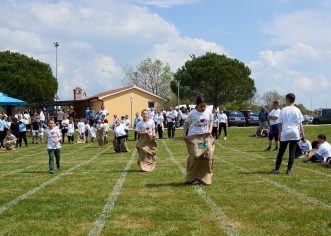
[0,0,330,109]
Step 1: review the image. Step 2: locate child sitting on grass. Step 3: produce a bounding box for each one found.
[4,130,17,151]
[304,134,331,163]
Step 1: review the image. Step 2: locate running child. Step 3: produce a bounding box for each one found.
[46,118,62,174]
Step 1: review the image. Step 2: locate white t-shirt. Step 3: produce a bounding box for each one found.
[298,140,312,153]
[114,124,127,137]
[157,114,164,125]
[269,109,281,126]
[212,114,219,127]
[218,113,227,123]
[149,111,155,121]
[68,123,75,136]
[279,106,304,141]
[166,111,177,123]
[186,109,213,137]
[99,109,109,117]
[316,141,331,162]
[39,111,45,121]
[46,127,62,149]
[90,127,96,138]
[77,122,86,134]
[136,119,155,135]
[124,119,130,130]
[103,123,109,132]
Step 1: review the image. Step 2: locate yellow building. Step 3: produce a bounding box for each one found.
[74,85,165,127]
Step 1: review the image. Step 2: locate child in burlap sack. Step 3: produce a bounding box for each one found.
[4,130,17,151]
[136,109,157,172]
[183,96,215,185]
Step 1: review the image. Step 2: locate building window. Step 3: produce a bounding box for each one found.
[148,101,155,109]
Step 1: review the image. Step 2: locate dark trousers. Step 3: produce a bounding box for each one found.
[212,127,218,139]
[68,135,74,143]
[219,123,227,137]
[134,131,138,141]
[167,122,175,138]
[18,131,28,147]
[116,135,127,152]
[0,131,4,147]
[62,129,68,143]
[158,125,163,139]
[275,140,298,171]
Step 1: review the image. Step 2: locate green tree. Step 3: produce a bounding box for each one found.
[123,58,173,98]
[171,53,256,107]
[0,51,57,104]
[261,90,285,109]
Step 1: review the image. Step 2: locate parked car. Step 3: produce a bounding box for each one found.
[312,109,331,124]
[303,115,313,125]
[240,110,259,126]
[225,111,246,127]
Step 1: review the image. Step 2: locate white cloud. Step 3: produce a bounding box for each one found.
[130,0,200,8]
[0,0,224,100]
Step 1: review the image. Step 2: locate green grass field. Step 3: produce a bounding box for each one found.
[0,126,330,236]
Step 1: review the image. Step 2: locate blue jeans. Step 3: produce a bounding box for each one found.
[48,149,61,172]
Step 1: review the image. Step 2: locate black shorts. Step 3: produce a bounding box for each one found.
[268,124,279,141]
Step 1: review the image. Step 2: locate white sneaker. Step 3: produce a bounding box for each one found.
[224,137,227,140]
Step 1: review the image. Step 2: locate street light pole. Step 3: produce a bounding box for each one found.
[54,42,59,101]
[177,80,180,109]
[130,96,134,128]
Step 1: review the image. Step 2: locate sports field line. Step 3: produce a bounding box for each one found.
[0,144,93,179]
[216,143,330,209]
[0,147,110,215]
[162,140,239,236]
[89,150,136,236]
[219,143,331,178]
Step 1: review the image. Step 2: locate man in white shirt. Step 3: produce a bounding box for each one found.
[218,110,228,140]
[99,105,109,118]
[304,134,331,163]
[265,101,281,151]
[272,93,305,175]
[166,107,177,138]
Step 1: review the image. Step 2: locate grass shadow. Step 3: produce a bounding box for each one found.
[238,170,272,175]
[21,170,50,174]
[146,182,187,188]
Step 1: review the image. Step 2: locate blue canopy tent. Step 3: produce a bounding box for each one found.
[0,93,26,106]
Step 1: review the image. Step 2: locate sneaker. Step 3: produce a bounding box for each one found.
[297,155,304,159]
[264,147,271,152]
[50,171,54,174]
[286,169,292,175]
[271,169,280,174]
[224,137,227,140]
[273,148,278,152]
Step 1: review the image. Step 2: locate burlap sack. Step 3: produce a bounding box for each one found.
[96,129,105,146]
[184,135,215,185]
[5,141,16,151]
[113,139,129,152]
[136,133,157,172]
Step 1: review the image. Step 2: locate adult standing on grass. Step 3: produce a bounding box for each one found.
[272,93,304,175]
[183,96,215,185]
[218,110,228,140]
[166,107,177,139]
[136,109,157,172]
[265,101,281,152]
[258,106,269,131]
[46,118,62,174]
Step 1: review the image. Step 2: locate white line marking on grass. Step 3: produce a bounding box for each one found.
[218,143,331,178]
[162,141,239,236]
[89,150,136,236]
[0,144,93,179]
[0,147,110,215]
[216,143,330,209]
